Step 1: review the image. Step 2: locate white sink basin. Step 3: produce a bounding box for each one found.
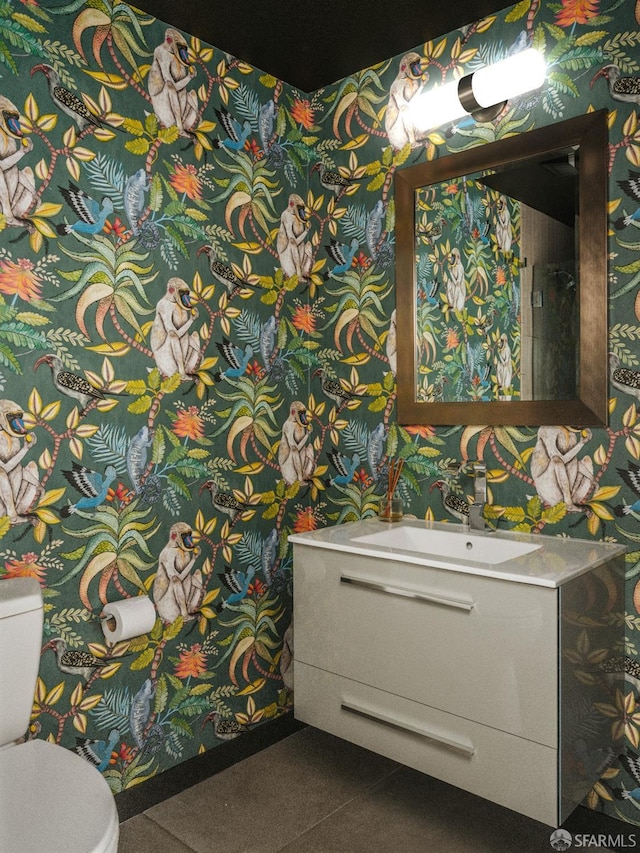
[352,526,540,565]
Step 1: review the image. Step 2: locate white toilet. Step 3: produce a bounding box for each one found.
[0,577,119,852]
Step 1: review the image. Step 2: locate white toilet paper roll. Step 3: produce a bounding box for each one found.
[101,596,156,643]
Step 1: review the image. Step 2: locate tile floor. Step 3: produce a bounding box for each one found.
[118,727,630,852]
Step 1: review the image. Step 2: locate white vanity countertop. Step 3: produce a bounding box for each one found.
[289,518,626,588]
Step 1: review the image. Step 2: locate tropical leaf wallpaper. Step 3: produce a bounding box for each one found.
[0,0,639,826]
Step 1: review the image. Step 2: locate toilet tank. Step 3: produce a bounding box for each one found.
[0,577,44,746]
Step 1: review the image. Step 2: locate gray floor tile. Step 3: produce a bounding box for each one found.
[145,728,399,853]
[279,766,562,853]
[118,814,196,853]
[146,728,398,853]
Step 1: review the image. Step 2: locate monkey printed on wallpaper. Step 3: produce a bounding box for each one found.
[0,0,638,829]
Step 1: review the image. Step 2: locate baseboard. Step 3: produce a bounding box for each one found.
[115,712,305,822]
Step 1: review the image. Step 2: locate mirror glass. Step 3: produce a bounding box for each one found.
[395,110,608,426]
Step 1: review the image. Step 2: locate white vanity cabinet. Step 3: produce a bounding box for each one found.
[290,520,624,827]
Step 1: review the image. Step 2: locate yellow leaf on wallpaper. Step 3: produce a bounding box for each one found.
[232,241,262,254]
[24,92,39,121]
[343,354,370,365]
[96,398,119,412]
[237,679,266,696]
[37,114,57,132]
[97,663,121,679]
[66,157,81,181]
[627,145,640,168]
[86,342,131,356]
[38,448,52,470]
[236,462,264,474]
[35,158,48,181]
[28,386,42,415]
[73,146,96,161]
[591,485,621,502]
[69,437,84,460]
[45,681,65,706]
[79,694,102,712]
[70,682,83,707]
[37,488,66,508]
[83,70,128,90]
[40,400,60,421]
[34,202,63,218]
[341,134,369,150]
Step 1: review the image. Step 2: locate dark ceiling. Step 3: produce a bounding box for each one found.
[131,0,511,92]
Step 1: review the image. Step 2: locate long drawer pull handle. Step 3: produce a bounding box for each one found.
[340,575,474,611]
[340,700,476,757]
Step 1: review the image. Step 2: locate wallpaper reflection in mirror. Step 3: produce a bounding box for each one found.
[413,164,579,407]
[414,176,522,404]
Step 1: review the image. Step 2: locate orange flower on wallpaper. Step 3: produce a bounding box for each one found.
[3,553,46,584]
[495,266,507,287]
[169,163,203,200]
[292,506,320,533]
[445,328,459,349]
[172,406,205,440]
[405,425,436,439]
[291,303,317,333]
[290,99,315,129]
[555,0,599,26]
[0,258,42,300]
[174,644,207,679]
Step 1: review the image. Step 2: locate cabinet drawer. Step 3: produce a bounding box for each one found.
[293,545,557,746]
[295,661,558,827]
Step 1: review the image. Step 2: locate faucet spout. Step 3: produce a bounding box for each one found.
[468,461,486,531]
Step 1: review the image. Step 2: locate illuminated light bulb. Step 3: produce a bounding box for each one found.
[410,48,546,135]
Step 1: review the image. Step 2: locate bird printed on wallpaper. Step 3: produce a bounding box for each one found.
[613,750,640,802]
[599,656,640,694]
[258,99,277,151]
[56,183,114,237]
[43,637,108,683]
[312,367,356,408]
[126,425,154,495]
[130,678,155,750]
[259,315,278,370]
[445,248,466,312]
[199,479,248,523]
[323,237,359,280]
[74,729,120,772]
[386,308,397,376]
[261,527,279,587]
[34,353,105,413]
[609,352,640,401]
[213,107,252,151]
[123,168,150,236]
[614,461,640,518]
[429,479,470,524]
[613,170,640,230]
[367,422,387,484]
[30,64,122,133]
[311,162,355,196]
[216,565,255,612]
[202,711,249,741]
[196,245,259,296]
[325,449,360,488]
[590,64,640,106]
[214,338,253,382]
[366,200,385,260]
[60,462,117,517]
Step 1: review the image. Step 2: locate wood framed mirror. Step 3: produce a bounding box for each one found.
[395,109,608,426]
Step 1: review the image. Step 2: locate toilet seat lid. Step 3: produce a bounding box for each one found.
[0,738,119,853]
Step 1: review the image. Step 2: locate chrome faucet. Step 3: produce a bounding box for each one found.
[467,461,487,531]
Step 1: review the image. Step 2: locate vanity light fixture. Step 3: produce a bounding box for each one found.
[410,48,546,133]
